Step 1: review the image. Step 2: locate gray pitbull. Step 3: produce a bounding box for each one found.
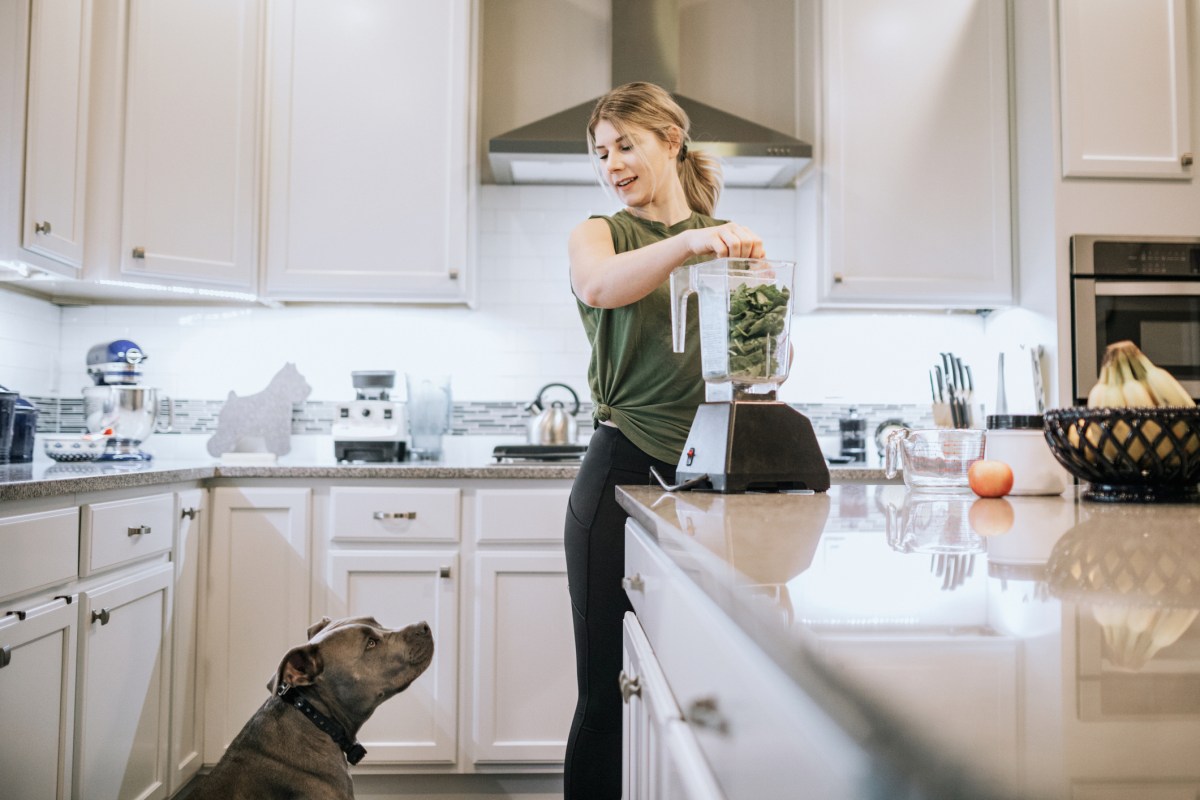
[194,615,434,800]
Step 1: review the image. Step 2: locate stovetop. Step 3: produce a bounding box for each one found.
[492,444,588,463]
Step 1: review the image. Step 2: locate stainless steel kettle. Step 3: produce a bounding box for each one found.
[526,383,580,445]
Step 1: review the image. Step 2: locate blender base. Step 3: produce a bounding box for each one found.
[671,402,830,493]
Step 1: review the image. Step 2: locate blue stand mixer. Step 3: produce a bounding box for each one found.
[83,340,172,461]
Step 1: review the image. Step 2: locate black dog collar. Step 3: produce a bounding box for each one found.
[278,684,368,765]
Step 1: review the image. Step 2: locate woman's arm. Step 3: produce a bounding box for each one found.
[569,219,765,309]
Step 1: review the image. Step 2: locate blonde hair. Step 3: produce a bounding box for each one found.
[587,82,723,217]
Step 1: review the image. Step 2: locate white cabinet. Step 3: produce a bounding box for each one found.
[472,551,574,763]
[75,562,173,800]
[0,598,78,800]
[817,0,1013,308]
[326,550,459,764]
[21,0,92,271]
[203,487,311,762]
[1058,0,1193,179]
[168,489,207,795]
[262,0,472,302]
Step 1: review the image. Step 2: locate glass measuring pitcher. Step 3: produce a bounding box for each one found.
[670,258,796,390]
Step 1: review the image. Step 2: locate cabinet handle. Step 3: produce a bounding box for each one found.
[619,670,641,703]
[132,246,146,259]
[181,507,199,520]
[92,608,111,626]
[0,645,11,669]
[1183,153,1194,167]
[833,273,845,284]
[439,565,451,579]
[686,697,729,734]
[127,525,152,537]
[34,220,51,235]
[449,269,460,280]
[621,573,644,593]
[373,511,417,521]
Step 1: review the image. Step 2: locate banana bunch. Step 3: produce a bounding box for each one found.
[1073,340,1197,464]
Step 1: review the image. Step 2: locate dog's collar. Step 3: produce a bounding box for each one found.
[277,684,367,765]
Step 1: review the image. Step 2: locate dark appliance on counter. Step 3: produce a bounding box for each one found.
[333,371,407,463]
[1071,234,1200,403]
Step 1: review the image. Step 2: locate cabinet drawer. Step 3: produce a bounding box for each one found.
[0,508,79,604]
[329,487,460,543]
[81,494,173,575]
[623,521,676,638]
[472,487,571,543]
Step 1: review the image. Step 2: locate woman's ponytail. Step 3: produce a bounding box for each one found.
[677,145,722,218]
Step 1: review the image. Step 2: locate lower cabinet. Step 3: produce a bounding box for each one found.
[168,488,207,795]
[76,562,174,800]
[0,598,78,800]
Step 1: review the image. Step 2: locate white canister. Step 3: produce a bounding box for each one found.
[984,415,1070,496]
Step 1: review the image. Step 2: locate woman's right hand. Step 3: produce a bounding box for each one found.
[683,222,765,259]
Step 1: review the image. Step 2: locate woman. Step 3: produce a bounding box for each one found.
[563,82,767,798]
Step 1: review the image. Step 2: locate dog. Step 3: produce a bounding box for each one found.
[206,362,312,458]
[193,615,434,800]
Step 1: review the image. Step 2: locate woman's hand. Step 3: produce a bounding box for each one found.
[684,222,765,259]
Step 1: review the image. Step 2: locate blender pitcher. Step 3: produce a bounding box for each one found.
[671,258,794,394]
[655,258,829,493]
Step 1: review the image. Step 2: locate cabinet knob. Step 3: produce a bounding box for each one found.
[1183,153,1194,167]
[92,608,111,626]
[833,273,845,284]
[373,511,417,521]
[34,220,51,235]
[127,525,152,537]
[0,645,11,669]
[439,565,451,579]
[181,507,199,520]
[619,670,641,703]
[132,246,146,259]
[621,573,645,593]
[686,697,729,734]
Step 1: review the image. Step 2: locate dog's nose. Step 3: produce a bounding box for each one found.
[415,621,431,637]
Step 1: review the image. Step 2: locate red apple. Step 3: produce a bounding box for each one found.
[968,459,1014,498]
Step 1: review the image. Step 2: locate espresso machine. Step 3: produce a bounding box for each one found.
[652,259,829,493]
[83,339,171,461]
[333,371,408,463]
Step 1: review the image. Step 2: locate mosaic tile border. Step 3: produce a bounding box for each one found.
[29,396,937,445]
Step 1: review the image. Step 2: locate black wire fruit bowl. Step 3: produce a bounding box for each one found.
[1042,407,1200,502]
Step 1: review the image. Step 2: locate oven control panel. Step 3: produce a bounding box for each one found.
[1072,235,1200,278]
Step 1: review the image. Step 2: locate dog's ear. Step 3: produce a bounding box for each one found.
[267,643,324,693]
[307,616,333,639]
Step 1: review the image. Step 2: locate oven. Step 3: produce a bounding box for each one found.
[1071,234,1200,403]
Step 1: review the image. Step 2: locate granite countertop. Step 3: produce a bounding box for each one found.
[617,484,1200,799]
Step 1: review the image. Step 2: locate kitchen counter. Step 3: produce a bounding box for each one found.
[0,450,887,502]
[617,484,1200,798]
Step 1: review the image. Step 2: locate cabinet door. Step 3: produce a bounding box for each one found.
[204,487,310,763]
[21,0,91,270]
[119,0,260,289]
[662,719,725,800]
[0,599,77,800]
[327,550,458,763]
[622,612,684,800]
[1059,0,1192,179]
[819,0,1013,308]
[76,563,173,800]
[262,0,471,302]
[168,489,206,795]
[472,551,574,763]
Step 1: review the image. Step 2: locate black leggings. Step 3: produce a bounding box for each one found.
[563,425,676,800]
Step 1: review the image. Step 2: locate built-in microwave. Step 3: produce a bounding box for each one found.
[1071,234,1200,403]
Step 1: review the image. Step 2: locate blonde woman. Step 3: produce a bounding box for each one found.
[563,82,766,798]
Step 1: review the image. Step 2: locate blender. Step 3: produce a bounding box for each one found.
[83,339,172,461]
[332,370,408,463]
[652,258,829,493]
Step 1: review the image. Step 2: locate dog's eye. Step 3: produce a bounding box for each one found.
[366,638,378,649]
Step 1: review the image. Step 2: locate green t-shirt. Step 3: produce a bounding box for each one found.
[575,209,724,464]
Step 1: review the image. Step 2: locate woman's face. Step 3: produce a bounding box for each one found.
[591,119,677,208]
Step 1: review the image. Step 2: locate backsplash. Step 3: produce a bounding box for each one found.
[3,185,1047,411]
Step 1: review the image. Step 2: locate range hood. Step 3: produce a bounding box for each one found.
[487,0,812,188]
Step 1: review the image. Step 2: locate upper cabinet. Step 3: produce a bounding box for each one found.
[1058,0,1193,180]
[116,0,261,290]
[261,0,473,303]
[816,0,1014,309]
[21,0,92,272]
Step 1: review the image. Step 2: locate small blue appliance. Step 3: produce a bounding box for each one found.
[87,340,147,386]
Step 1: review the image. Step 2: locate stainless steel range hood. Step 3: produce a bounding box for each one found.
[487,0,812,188]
